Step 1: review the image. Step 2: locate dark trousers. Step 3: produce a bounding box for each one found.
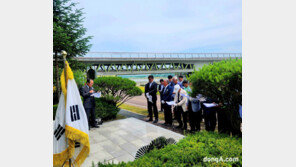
[147,100,158,120]
[175,106,188,129]
[188,102,202,131]
[173,106,177,120]
[189,111,202,131]
[160,101,164,112]
[163,103,172,125]
[217,108,231,135]
[204,110,217,131]
[85,107,96,127]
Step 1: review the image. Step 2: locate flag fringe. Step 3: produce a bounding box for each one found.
[60,61,74,104]
[65,125,90,167]
[53,139,75,167]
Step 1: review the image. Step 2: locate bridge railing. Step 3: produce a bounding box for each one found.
[84,52,242,59]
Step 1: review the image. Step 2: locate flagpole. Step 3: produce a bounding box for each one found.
[62,51,68,89]
[61,51,73,167]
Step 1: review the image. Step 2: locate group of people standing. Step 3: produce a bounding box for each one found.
[145,75,222,133]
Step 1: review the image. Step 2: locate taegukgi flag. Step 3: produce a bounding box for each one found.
[53,61,89,167]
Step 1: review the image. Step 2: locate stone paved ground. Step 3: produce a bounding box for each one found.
[79,117,184,167]
[119,109,207,135]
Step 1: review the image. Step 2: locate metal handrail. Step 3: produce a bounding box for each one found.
[84,52,242,59]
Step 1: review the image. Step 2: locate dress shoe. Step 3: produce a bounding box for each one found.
[152,119,158,123]
[146,119,153,122]
[91,125,100,128]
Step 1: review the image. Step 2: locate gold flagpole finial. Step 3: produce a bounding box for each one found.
[61,50,67,60]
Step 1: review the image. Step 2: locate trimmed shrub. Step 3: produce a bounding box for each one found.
[189,59,242,136]
[54,97,119,121]
[73,70,87,89]
[93,77,142,107]
[95,131,242,167]
[95,98,120,120]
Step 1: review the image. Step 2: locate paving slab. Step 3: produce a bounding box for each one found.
[79,117,184,167]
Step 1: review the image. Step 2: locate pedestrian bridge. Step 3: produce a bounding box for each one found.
[75,52,242,76]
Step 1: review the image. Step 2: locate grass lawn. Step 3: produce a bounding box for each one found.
[119,103,164,120]
[103,114,127,123]
[137,86,145,93]
[137,86,160,95]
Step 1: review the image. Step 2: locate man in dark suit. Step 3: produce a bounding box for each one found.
[178,75,184,89]
[168,75,175,87]
[161,80,174,126]
[158,79,164,112]
[145,75,158,123]
[81,79,99,129]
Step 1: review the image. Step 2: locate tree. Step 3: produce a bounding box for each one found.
[53,0,92,99]
[93,77,142,107]
[189,59,242,136]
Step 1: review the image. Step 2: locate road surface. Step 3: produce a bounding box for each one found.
[125,94,161,110]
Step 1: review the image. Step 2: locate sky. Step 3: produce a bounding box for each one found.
[75,0,241,53]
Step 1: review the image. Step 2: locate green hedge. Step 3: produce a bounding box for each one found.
[189,58,242,136]
[95,98,120,120]
[95,132,242,167]
[93,77,142,107]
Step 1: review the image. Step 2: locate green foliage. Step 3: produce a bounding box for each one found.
[53,0,92,58]
[189,59,242,101]
[73,70,86,89]
[95,131,242,167]
[189,59,242,135]
[95,98,120,120]
[53,104,58,120]
[93,77,142,107]
[53,0,92,98]
[53,69,86,104]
